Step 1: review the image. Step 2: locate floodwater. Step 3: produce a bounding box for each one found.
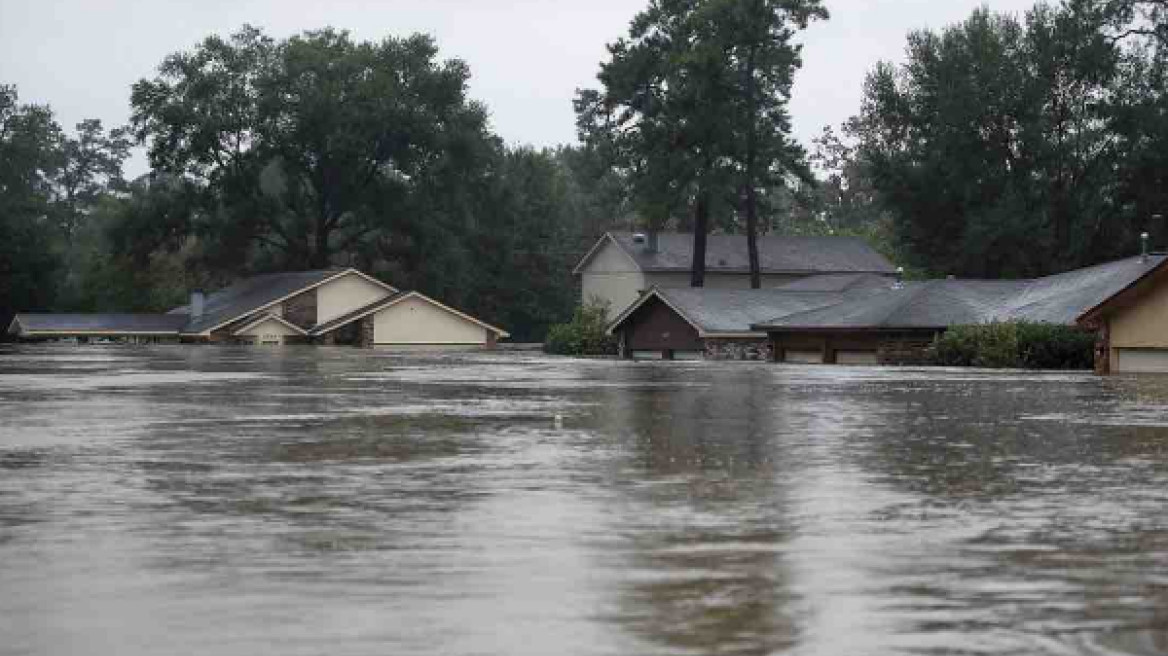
[1,346,1167,656]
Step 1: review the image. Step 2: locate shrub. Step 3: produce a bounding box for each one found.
[929,321,1094,370]
[544,298,617,357]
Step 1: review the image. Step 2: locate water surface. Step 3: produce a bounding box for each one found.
[2,345,1167,655]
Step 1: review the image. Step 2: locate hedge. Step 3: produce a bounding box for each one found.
[929,321,1095,370]
[544,298,618,357]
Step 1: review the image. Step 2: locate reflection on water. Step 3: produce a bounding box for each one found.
[2,345,1168,655]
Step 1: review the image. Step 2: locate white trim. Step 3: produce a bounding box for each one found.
[700,331,766,339]
[311,291,510,338]
[572,233,642,275]
[194,269,399,336]
[6,316,22,335]
[231,313,308,336]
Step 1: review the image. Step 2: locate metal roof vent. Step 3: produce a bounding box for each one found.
[893,266,905,289]
[190,291,205,319]
[1142,232,1150,263]
[632,232,647,245]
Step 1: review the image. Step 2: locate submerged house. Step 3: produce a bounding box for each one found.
[7,268,509,348]
[574,231,897,319]
[1078,254,1168,374]
[608,255,1167,368]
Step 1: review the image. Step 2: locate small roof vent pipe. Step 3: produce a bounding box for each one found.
[1141,232,1150,262]
[190,291,205,319]
[894,266,905,289]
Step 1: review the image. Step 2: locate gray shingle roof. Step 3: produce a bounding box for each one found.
[753,256,1167,331]
[601,232,897,275]
[652,288,876,335]
[11,314,189,334]
[176,269,345,334]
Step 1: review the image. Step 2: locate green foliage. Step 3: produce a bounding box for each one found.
[0,85,64,322]
[544,298,617,357]
[930,322,1095,370]
[131,25,496,271]
[575,0,827,287]
[854,2,1168,278]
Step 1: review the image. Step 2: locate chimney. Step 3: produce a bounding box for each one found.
[647,230,659,254]
[190,291,205,319]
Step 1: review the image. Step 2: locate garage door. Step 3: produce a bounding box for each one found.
[1115,348,1168,373]
[836,350,879,366]
[784,349,823,364]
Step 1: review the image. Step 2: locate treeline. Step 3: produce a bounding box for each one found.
[0,29,631,341]
[4,1,1168,340]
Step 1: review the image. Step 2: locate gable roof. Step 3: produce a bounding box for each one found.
[753,256,1168,332]
[230,313,308,336]
[574,232,897,276]
[607,283,894,337]
[307,291,510,338]
[177,268,397,335]
[8,313,188,335]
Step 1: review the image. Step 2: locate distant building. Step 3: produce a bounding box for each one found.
[7,268,509,348]
[573,231,897,319]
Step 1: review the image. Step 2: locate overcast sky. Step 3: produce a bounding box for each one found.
[0,0,1038,176]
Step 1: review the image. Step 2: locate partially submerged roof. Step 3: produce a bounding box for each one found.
[176,269,370,334]
[753,256,1167,332]
[8,313,188,335]
[574,232,897,275]
[231,313,308,336]
[607,283,895,337]
[307,291,510,338]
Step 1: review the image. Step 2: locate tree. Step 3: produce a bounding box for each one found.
[0,85,63,322]
[131,25,496,271]
[576,0,732,288]
[695,0,827,287]
[576,0,825,288]
[855,4,1138,278]
[52,119,132,246]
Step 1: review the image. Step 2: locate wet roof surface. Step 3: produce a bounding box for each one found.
[176,269,345,334]
[11,314,189,333]
[755,256,1167,330]
[606,232,898,274]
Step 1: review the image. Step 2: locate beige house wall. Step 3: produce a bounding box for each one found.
[1110,281,1168,349]
[316,273,393,324]
[372,296,488,345]
[579,241,646,319]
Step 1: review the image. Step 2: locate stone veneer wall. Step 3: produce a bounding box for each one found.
[704,339,772,361]
[358,316,374,348]
[283,289,318,329]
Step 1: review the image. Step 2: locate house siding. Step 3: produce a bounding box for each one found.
[769,330,937,365]
[372,296,488,345]
[617,296,703,356]
[579,241,647,319]
[317,273,392,325]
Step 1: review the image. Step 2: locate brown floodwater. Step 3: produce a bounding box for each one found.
[1,345,1167,655]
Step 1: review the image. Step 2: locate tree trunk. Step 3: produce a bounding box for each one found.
[311,222,331,269]
[691,186,709,288]
[744,45,761,289]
